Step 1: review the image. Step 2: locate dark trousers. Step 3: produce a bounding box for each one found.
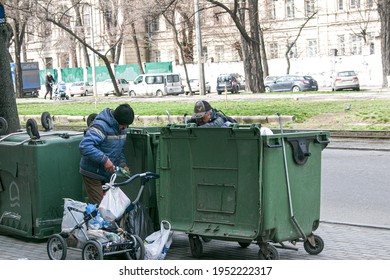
[82,175,105,205]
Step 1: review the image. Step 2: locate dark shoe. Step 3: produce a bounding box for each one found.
[50,97,52,100]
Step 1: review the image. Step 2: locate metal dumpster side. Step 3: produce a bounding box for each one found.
[123,127,162,228]
[261,131,330,243]
[156,125,329,258]
[0,131,84,239]
[157,125,263,240]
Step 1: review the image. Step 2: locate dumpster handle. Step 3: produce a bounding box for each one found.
[277,112,307,241]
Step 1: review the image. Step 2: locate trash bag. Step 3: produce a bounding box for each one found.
[144,220,173,260]
[99,185,130,222]
[124,202,154,241]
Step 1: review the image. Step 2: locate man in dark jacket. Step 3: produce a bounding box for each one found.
[79,104,134,205]
[44,72,56,99]
[189,100,236,127]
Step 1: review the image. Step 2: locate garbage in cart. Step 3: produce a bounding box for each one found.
[46,170,159,260]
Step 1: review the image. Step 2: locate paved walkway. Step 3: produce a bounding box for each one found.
[0,222,389,260]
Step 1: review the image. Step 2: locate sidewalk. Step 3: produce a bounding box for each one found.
[0,222,389,260]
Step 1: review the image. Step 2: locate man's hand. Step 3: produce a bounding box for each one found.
[104,159,115,172]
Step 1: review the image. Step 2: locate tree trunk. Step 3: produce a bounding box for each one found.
[131,22,144,74]
[0,23,21,134]
[259,28,269,78]
[378,0,390,88]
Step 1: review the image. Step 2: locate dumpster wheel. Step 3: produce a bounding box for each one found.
[303,234,324,255]
[258,243,279,260]
[41,112,53,131]
[26,118,40,139]
[0,117,8,135]
[189,234,203,258]
[47,234,68,260]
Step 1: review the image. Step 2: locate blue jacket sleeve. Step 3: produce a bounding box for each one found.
[79,126,109,164]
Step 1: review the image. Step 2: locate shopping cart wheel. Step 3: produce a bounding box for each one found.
[258,244,279,260]
[189,234,203,258]
[238,242,251,248]
[125,234,145,260]
[303,234,324,255]
[82,240,103,260]
[47,234,67,260]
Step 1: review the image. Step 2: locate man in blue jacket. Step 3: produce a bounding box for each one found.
[79,104,134,205]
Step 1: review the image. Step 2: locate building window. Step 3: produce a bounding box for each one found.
[307,39,317,57]
[338,0,344,10]
[338,35,345,55]
[350,34,362,55]
[286,0,295,18]
[269,43,278,59]
[45,57,53,69]
[148,16,159,33]
[369,43,375,55]
[215,45,224,62]
[202,46,208,61]
[266,1,276,19]
[305,0,315,16]
[350,0,360,9]
[154,50,161,62]
[367,0,373,8]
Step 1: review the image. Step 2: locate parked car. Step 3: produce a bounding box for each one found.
[102,78,130,96]
[264,75,318,92]
[331,71,360,91]
[68,81,94,97]
[216,73,245,94]
[183,79,211,94]
[128,73,183,96]
[264,76,279,83]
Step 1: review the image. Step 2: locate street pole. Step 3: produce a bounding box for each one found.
[194,0,206,95]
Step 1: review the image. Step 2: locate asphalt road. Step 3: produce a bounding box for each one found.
[321,148,390,228]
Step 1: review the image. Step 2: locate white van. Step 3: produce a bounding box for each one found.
[128,73,184,96]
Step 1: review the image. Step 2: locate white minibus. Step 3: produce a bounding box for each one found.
[128,73,184,96]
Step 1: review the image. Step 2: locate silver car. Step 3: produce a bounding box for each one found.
[69,81,94,97]
[103,78,130,96]
[332,71,360,91]
[183,79,211,94]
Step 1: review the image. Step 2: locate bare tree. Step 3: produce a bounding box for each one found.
[154,0,195,93]
[0,3,20,134]
[6,0,32,98]
[284,11,318,74]
[207,0,265,93]
[32,0,127,95]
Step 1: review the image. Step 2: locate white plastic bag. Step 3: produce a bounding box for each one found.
[144,220,173,260]
[61,198,87,243]
[98,185,131,222]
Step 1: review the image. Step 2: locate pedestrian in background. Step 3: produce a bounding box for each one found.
[44,72,56,99]
[79,103,135,205]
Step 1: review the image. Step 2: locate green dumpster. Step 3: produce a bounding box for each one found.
[156,124,329,259]
[0,131,84,239]
[122,127,162,228]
